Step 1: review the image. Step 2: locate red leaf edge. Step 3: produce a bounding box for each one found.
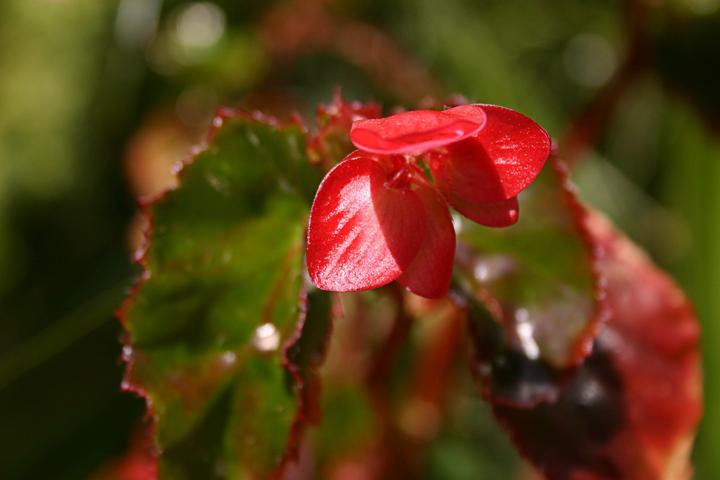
[276,285,334,477]
[551,157,610,367]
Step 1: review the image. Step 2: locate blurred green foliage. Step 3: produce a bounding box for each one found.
[0,0,719,478]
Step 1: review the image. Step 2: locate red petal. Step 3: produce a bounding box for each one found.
[431,104,550,202]
[307,152,426,291]
[350,109,485,155]
[450,193,519,228]
[442,103,488,124]
[397,181,455,298]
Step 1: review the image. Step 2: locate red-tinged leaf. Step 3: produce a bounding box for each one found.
[466,213,702,480]
[120,113,331,479]
[431,105,550,203]
[397,180,456,298]
[455,159,601,374]
[350,109,485,155]
[283,285,334,435]
[307,152,426,292]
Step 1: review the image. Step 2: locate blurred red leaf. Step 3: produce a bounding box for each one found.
[466,212,702,479]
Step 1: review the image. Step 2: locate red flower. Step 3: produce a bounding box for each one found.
[307,104,550,298]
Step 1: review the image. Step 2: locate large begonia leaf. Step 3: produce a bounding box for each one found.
[455,159,601,384]
[463,212,702,479]
[119,112,332,479]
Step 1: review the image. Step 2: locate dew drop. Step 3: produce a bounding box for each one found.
[205,173,229,195]
[515,309,540,360]
[247,131,260,146]
[472,255,516,283]
[122,345,134,360]
[252,323,280,352]
[577,377,604,406]
[473,262,490,282]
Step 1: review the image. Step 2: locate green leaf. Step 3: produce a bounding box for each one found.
[455,160,600,399]
[120,114,328,479]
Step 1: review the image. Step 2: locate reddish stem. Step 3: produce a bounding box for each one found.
[365,285,413,407]
[364,284,415,477]
[410,306,464,407]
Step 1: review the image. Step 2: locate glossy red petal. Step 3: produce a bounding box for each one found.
[442,103,488,124]
[307,152,426,292]
[397,180,456,298]
[350,109,485,155]
[432,104,551,202]
[443,185,520,227]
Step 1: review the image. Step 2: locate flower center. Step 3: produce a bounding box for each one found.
[385,155,416,190]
